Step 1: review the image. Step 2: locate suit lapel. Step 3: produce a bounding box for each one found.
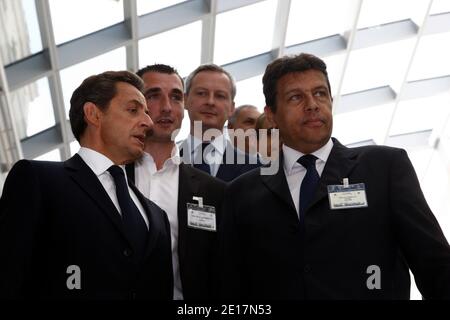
[177,164,200,264]
[261,155,298,218]
[64,154,126,239]
[309,138,358,210]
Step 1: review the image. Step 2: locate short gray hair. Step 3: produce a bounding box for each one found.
[228,104,258,127]
[185,64,236,100]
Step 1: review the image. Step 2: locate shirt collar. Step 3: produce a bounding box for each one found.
[283,138,334,175]
[139,144,181,170]
[78,147,119,176]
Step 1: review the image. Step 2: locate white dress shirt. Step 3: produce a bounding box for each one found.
[187,134,228,177]
[134,145,183,300]
[283,139,334,218]
[77,147,149,229]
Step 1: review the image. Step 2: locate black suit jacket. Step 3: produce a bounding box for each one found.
[178,139,261,182]
[219,138,450,299]
[0,155,173,299]
[126,162,226,300]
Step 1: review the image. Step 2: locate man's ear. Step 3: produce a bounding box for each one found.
[83,102,101,128]
[264,106,276,127]
[229,101,235,115]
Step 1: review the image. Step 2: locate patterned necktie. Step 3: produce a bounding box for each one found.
[194,142,212,174]
[108,165,148,258]
[297,154,320,223]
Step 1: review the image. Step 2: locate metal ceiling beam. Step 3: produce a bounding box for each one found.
[270,0,291,59]
[383,0,434,145]
[0,48,24,170]
[124,0,139,71]
[338,86,397,114]
[58,23,130,69]
[200,0,218,64]
[35,0,70,160]
[217,0,265,13]
[332,0,363,114]
[138,0,208,39]
[386,129,433,148]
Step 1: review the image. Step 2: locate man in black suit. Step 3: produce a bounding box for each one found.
[0,71,173,299]
[179,64,260,182]
[127,64,225,300]
[219,53,450,299]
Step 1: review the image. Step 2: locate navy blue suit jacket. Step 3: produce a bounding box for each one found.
[219,138,450,299]
[179,138,261,182]
[0,155,173,299]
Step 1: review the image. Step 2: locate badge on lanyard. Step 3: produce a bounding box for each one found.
[328,178,368,210]
[187,196,217,231]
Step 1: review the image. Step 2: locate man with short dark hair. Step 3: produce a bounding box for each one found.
[0,71,173,299]
[180,64,260,182]
[219,53,450,299]
[127,64,226,300]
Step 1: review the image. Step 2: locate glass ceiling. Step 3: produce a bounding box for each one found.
[1,0,450,299]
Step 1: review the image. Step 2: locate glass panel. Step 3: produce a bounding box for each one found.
[60,47,126,118]
[333,103,394,145]
[285,0,358,47]
[322,53,346,97]
[430,0,450,14]
[10,77,55,139]
[214,0,277,65]
[139,21,201,78]
[235,75,265,112]
[357,0,429,29]
[137,0,187,16]
[49,0,124,45]
[340,38,415,95]
[34,148,61,161]
[389,92,450,136]
[0,0,43,65]
[408,31,450,81]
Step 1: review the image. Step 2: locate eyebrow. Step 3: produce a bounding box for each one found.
[144,87,184,96]
[283,85,329,96]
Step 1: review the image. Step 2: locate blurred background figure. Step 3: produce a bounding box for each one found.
[228,104,261,155]
[255,113,280,164]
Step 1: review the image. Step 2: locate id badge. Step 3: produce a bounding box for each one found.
[187,202,216,232]
[328,181,368,210]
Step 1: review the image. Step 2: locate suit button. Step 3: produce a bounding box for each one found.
[123,249,132,257]
[304,265,311,273]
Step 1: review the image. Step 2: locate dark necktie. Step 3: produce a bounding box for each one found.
[298,154,320,223]
[193,142,212,174]
[108,165,148,258]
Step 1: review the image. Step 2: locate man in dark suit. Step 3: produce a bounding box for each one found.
[219,53,450,299]
[127,64,225,300]
[179,64,260,182]
[0,71,173,299]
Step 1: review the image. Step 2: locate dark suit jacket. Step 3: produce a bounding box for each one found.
[219,138,450,299]
[178,139,261,182]
[126,162,226,300]
[0,155,173,299]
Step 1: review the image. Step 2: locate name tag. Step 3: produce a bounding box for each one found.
[328,182,368,210]
[187,202,216,232]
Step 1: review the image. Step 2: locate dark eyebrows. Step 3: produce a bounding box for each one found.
[144,87,162,96]
[171,88,184,96]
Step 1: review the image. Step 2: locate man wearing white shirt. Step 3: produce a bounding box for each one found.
[0,71,173,299]
[219,53,450,299]
[127,64,225,300]
[179,64,260,182]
